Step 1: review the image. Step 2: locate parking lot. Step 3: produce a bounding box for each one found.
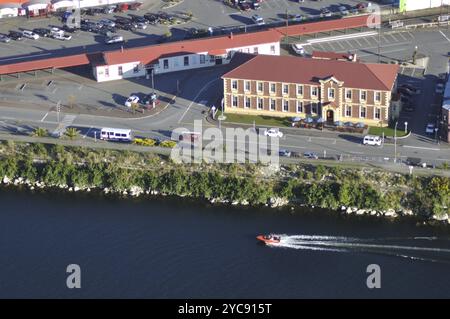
[0,0,381,61]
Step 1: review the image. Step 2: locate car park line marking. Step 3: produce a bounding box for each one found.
[40,112,49,122]
[83,126,93,139]
[357,47,407,58]
[336,41,345,50]
[439,30,450,43]
[354,38,362,46]
[362,37,372,46]
[397,32,408,41]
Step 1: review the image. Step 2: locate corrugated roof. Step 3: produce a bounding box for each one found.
[222,53,399,91]
[0,54,91,74]
[312,51,355,61]
[103,29,282,65]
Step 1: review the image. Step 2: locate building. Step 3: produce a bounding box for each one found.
[399,0,450,12]
[93,30,281,82]
[222,53,399,127]
[0,3,25,18]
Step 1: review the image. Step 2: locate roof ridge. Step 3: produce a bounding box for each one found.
[364,63,396,91]
[222,53,259,78]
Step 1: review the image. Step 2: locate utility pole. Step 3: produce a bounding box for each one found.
[56,100,61,124]
[377,24,381,63]
[394,121,398,163]
[285,8,289,45]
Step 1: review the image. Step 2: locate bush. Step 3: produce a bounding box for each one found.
[133,138,157,147]
[159,140,177,148]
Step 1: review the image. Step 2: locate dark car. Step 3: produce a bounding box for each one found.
[130,15,148,24]
[239,2,251,11]
[33,28,51,37]
[8,30,23,40]
[405,157,422,166]
[62,25,78,33]
[143,93,159,106]
[86,8,101,16]
[116,22,135,31]
[186,28,209,39]
[144,13,159,24]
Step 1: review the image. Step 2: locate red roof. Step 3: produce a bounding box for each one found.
[103,30,282,66]
[274,14,375,37]
[0,54,91,74]
[222,53,399,91]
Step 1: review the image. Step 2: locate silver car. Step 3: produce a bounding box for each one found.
[0,34,11,43]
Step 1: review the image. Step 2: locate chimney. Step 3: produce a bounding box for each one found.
[121,46,124,53]
[229,32,233,39]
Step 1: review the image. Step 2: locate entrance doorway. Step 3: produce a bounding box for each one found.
[326,110,334,123]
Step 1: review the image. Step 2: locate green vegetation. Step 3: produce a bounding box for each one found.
[0,141,448,220]
[133,138,157,147]
[368,126,408,137]
[64,128,80,140]
[224,113,291,127]
[31,127,48,138]
[159,140,177,148]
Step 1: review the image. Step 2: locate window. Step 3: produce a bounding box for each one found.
[360,90,367,101]
[283,100,289,112]
[253,47,258,54]
[104,67,109,77]
[163,59,169,69]
[345,89,352,100]
[244,81,250,92]
[270,99,276,111]
[270,45,276,54]
[209,55,215,62]
[184,56,189,66]
[345,105,351,117]
[270,83,276,94]
[360,106,366,118]
[231,80,238,90]
[257,82,263,93]
[232,95,238,108]
[118,66,123,76]
[296,101,303,113]
[245,96,251,109]
[374,107,381,120]
[311,102,318,114]
[283,84,289,95]
[297,84,303,96]
[257,98,263,110]
[311,86,318,98]
[133,64,139,73]
[200,55,206,64]
[328,88,335,99]
[375,91,381,103]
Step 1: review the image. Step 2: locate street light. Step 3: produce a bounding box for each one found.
[435,127,439,144]
[404,121,408,134]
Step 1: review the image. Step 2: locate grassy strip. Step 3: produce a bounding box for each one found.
[368,126,408,137]
[224,113,292,127]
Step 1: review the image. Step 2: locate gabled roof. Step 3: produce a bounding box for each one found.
[102,30,282,66]
[222,53,399,91]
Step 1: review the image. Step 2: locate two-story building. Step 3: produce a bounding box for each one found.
[222,53,399,127]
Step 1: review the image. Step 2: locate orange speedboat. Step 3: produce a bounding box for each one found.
[257,234,281,244]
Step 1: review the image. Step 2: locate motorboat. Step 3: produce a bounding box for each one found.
[256,234,281,244]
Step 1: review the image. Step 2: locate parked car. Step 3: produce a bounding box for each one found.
[289,14,304,22]
[125,95,140,107]
[22,30,39,40]
[99,19,116,28]
[291,43,306,56]
[279,149,292,157]
[303,152,319,159]
[264,128,283,138]
[62,25,78,33]
[8,31,23,40]
[130,15,148,24]
[143,93,158,105]
[338,6,349,15]
[251,14,265,25]
[291,151,302,158]
[405,157,422,167]
[105,35,124,44]
[0,34,11,43]
[425,123,435,134]
[136,22,147,30]
[33,28,51,37]
[363,135,382,146]
[52,32,72,40]
[320,8,332,18]
[144,13,160,24]
[239,2,251,11]
[103,5,116,14]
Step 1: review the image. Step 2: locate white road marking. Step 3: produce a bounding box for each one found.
[439,30,450,43]
[40,112,49,122]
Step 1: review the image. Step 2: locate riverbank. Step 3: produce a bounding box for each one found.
[0,140,448,225]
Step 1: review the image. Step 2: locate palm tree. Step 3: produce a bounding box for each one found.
[64,127,80,140]
[130,102,140,115]
[32,127,48,137]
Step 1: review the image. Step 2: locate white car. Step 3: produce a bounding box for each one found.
[339,6,349,15]
[0,34,11,43]
[363,135,382,146]
[22,30,39,39]
[251,15,265,26]
[425,123,435,134]
[105,35,124,44]
[125,95,140,107]
[264,128,283,138]
[136,22,147,30]
[99,19,116,28]
[52,32,72,40]
[291,44,306,56]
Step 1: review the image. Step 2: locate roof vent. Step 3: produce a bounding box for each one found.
[121,46,124,53]
[229,32,233,39]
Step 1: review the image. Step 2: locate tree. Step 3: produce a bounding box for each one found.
[64,127,80,140]
[32,127,48,137]
[130,102,140,115]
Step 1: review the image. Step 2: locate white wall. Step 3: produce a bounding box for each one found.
[0,8,18,18]
[405,0,450,11]
[94,62,146,82]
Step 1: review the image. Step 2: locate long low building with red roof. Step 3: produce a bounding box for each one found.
[0,14,378,82]
[222,53,399,127]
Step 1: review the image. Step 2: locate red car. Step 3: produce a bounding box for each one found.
[239,2,251,11]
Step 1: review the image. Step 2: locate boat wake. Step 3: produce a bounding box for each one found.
[267,235,450,263]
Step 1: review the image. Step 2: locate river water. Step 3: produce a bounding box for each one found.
[0,188,449,298]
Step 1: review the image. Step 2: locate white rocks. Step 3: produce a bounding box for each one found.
[129,186,143,197]
[86,188,91,192]
[402,209,413,216]
[269,197,289,208]
[231,200,239,205]
[241,199,249,206]
[356,209,366,215]
[341,206,346,211]
[29,186,35,190]
[68,187,73,192]
[346,207,353,214]
[432,213,449,221]
[103,187,110,194]
[2,176,11,184]
[73,186,80,192]
[370,210,378,216]
[384,209,398,218]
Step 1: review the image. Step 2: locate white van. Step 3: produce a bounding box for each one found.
[363,135,382,146]
[22,30,39,40]
[100,128,133,142]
